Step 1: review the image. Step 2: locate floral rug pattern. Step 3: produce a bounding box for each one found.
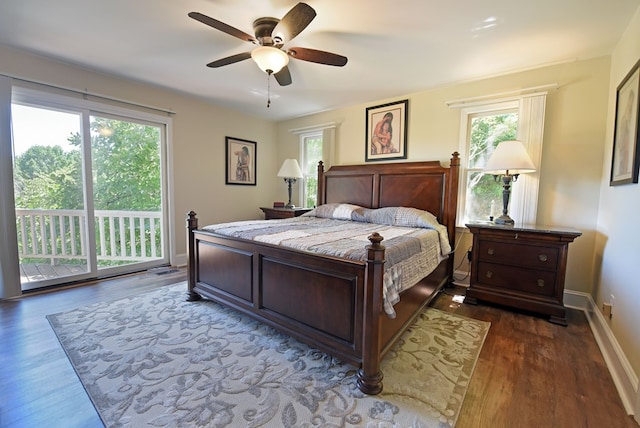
[47,283,489,427]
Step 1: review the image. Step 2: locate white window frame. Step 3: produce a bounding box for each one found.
[455,93,547,228]
[289,122,337,208]
[299,130,323,208]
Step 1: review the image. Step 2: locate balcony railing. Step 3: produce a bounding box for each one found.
[16,209,164,265]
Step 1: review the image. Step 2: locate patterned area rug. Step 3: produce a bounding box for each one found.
[47,283,489,427]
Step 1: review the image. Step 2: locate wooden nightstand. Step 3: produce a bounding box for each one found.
[260,207,312,220]
[465,223,581,326]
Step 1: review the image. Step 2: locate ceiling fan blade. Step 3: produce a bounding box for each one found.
[287,47,348,67]
[188,12,256,43]
[206,52,253,68]
[272,3,316,44]
[274,66,292,86]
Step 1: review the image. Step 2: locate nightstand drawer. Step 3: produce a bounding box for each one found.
[477,239,559,271]
[266,210,295,219]
[477,262,556,297]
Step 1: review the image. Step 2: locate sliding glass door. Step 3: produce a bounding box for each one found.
[12,104,91,287]
[89,114,166,273]
[11,100,169,291]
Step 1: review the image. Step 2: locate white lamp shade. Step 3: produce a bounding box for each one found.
[484,140,536,175]
[277,159,303,178]
[251,46,289,74]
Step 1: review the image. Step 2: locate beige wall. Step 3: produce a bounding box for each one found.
[597,6,640,382]
[0,45,278,261]
[276,57,611,295]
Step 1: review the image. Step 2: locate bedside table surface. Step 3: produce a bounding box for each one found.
[261,207,311,212]
[466,222,581,238]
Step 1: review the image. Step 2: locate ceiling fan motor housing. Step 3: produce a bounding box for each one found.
[253,17,280,46]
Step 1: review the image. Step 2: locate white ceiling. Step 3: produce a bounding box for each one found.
[1,0,638,120]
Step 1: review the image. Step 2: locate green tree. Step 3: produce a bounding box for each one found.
[14,114,163,266]
[15,117,161,212]
[64,116,162,211]
[90,117,161,211]
[466,113,518,220]
[13,145,82,209]
[304,136,322,208]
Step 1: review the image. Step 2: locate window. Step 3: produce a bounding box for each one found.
[463,106,519,222]
[300,131,323,208]
[455,93,547,227]
[290,122,336,208]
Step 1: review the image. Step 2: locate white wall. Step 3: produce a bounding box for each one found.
[597,4,640,409]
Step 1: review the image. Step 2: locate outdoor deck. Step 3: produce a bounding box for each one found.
[19,263,89,283]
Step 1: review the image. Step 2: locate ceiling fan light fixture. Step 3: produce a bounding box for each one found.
[251,46,289,74]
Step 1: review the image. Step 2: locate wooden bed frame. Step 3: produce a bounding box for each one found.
[186,152,460,394]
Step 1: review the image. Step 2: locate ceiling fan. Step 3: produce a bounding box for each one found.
[188,2,348,87]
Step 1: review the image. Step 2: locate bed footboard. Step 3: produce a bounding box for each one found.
[186,211,387,394]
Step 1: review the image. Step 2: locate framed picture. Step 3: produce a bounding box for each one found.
[365,99,408,162]
[610,58,640,186]
[225,136,256,186]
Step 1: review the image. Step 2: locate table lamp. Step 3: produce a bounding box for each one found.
[277,159,304,209]
[484,140,536,225]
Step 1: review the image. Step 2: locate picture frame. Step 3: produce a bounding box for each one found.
[610,58,640,186]
[225,136,256,186]
[365,99,408,162]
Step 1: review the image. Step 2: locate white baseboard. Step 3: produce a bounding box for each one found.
[564,290,638,416]
[452,269,470,287]
[174,253,187,268]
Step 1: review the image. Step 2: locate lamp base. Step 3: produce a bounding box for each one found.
[493,214,514,225]
[284,178,297,210]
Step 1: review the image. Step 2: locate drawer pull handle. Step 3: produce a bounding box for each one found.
[486,270,493,278]
[487,248,495,256]
[539,254,548,262]
[537,279,545,287]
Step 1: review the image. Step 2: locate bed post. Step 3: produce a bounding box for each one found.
[186,211,201,302]
[445,152,461,283]
[357,232,385,395]
[445,152,460,235]
[317,160,325,206]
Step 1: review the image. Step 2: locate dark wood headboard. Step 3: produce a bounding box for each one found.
[317,152,460,247]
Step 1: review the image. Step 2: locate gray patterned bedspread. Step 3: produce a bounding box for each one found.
[203,204,451,318]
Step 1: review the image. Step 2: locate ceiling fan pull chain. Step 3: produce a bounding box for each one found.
[267,72,271,108]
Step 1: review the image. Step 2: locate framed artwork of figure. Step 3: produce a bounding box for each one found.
[226,136,256,186]
[365,99,408,162]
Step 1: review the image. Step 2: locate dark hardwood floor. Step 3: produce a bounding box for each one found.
[432,285,638,428]
[0,271,636,427]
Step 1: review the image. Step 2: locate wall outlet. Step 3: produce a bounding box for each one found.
[603,303,613,318]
